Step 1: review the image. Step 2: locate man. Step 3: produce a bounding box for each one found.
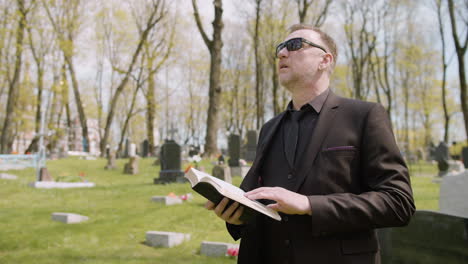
[206,24,415,264]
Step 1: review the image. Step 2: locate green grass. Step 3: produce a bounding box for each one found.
[0,158,439,263]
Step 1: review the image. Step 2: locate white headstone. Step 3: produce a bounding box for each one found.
[439,170,468,217]
[145,231,190,248]
[129,143,137,157]
[51,213,89,224]
[30,181,95,189]
[0,173,18,180]
[200,241,239,257]
[151,196,183,205]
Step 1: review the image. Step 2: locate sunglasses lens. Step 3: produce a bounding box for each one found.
[276,38,304,57]
[287,39,302,51]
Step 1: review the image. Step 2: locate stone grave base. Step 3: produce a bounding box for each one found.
[30,181,95,189]
[0,173,17,180]
[154,170,186,184]
[145,231,190,248]
[230,166,250,178]
[151,196,182,205]
[200,241,239,257]
[439,170,468,217]
[51,213,89,224]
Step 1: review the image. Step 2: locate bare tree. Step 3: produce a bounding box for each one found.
[434,0,452,142]
[100,0,168,156]
[43,0,91,152]
[295,0,332,25]
[343,0,377,100]
[252,0,264,129]
[192,0,224,156]
[0,0,33,153]
[447,0,468,140]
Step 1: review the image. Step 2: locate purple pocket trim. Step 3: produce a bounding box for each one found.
[323,146,357,151]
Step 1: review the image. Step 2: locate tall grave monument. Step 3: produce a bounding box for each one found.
[154,124,185,184]
[245,130,258,162]
[228,134,249,177]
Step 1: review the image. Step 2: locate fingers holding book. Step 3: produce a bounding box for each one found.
[205,198,244,225]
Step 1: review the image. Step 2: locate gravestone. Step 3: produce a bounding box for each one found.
[378,210,468,264]
[123,156,139,175]
[439,170,468,217]
[154,139,185,184]
[122,139,130,158]
[105,145,110,159]
[245,130,258,162]
[212,164,232,184]
[145,231,190,248]
[104,152,117,170]
[39,167,53,181]
[228,134,240,167]
[129,143,137,157]
[30,181,95,189]
[0,173,17,180]
[200,241,239,257]
[141,139,149,157]
[51,213,89,224]
[434,142,450,176]
[462,147,468,169]
[151,196,183,205]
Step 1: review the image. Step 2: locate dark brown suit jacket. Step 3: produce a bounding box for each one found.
[227,91,415,264]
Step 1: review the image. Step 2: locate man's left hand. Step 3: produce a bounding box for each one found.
[245,187,312,215]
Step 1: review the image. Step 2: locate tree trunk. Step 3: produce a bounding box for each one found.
[63,54,90,152]
[436,0,450,142]
[1,0,27,153]
[146,64,156,156]
[254,0,263,129]
[447,0,468,140]
[192,0,224,157]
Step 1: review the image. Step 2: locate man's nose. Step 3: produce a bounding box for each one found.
[277,47,288,58]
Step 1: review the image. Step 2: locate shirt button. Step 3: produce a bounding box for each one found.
[287,174,293,180]
[285,239,290,246]
[283,216,289,222]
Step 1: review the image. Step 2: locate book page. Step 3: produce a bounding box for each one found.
[194,169,246,197]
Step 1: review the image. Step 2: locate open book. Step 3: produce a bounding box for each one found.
[185,168,281,222]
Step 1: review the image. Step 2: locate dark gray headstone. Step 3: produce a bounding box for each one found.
[434,142,450,176]
[462,147,468,169]
[154,139,185,184]
[123,139,130,158]
[228,134,240,167]
[141,139,149,157]
[105,152,117,170]
[245,130,257,162]
[379,210,468,264]
[212,165,232,183]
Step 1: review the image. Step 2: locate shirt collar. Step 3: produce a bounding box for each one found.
[286,88,330,114]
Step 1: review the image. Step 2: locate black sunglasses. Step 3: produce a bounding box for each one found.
[276,37,327,57]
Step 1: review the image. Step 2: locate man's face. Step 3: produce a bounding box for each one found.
[277,29,327,89]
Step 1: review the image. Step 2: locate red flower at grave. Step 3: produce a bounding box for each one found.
[79,172,85,177]
[180,194,187,201]
[184,165,193,173]
[227,247,239,257]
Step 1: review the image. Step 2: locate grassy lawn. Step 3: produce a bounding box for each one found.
[0,158,439,263]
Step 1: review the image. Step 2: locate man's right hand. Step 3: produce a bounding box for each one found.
[205,198,244,225]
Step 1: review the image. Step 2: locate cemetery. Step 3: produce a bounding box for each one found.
[0,0,467,263]
[1,148,467,263]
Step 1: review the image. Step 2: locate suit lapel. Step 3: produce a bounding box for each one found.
[292,92,340,192]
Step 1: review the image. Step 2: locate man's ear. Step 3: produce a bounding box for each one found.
[319,53,333,71]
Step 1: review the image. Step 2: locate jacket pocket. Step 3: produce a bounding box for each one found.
[340,231,378,255]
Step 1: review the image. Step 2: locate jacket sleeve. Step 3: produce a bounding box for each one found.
[308,103,415,236]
